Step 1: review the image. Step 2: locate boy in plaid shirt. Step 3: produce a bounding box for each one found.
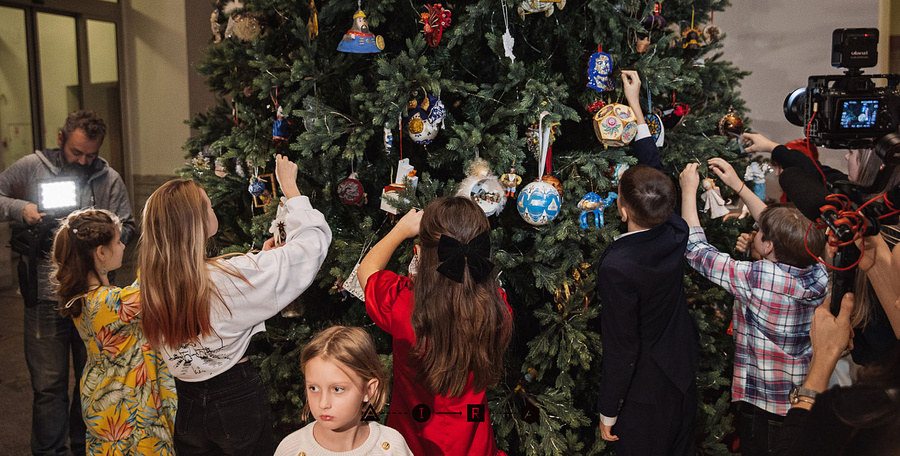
[680,159,828,456]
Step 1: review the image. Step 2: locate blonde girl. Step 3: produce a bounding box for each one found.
[358,196,513,455]
[274,326,412,455]
[139,155,331,455]
[52,209,176,455]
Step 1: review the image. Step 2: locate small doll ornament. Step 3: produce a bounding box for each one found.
[593,103,638,147]
[337,10,384,53]
[380,159,418,214]
[268,197,288,244]
[517,0,566,19]
[383,126,393,153]
[682,9,703,57]
[272,106,289,145]
[701,178,729,219]
[587,48,615,93]
[421,4,451,47]
[457,158,506,216]
[578,191,618,228]
[500,167,523,197]
[744,161,772,202]
[406,92,446,146]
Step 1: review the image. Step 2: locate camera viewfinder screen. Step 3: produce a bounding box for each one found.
[839,99,879,129]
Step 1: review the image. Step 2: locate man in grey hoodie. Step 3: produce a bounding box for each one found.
[0,110,134,456]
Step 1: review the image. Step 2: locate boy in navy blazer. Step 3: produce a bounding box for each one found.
[596,71,699,456]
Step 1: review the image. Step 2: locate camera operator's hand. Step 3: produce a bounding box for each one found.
[742,132,779,154]
[621,70,645,123]
[22,203,45,225]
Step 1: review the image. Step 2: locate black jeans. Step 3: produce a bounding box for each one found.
[739,401,786,456]
[174,361,275,456]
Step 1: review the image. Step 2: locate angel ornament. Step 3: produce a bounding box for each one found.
[701,178,729,219]
[268,197,289,244]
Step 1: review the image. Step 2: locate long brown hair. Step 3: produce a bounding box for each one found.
[300,326,388,420]
[411,197,512,396]
[51,209,120,318]
[139,179,245,348]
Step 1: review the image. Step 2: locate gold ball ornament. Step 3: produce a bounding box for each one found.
[717,105,744,137]
[593,103,638,147]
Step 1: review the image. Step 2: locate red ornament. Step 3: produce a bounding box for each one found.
[586,100,607,114]
[421,4,452,47]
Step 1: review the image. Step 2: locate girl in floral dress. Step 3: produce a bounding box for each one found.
[51,209,176,455]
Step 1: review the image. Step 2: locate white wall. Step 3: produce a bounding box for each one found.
[121,0,191,178]
[716,0,881,170]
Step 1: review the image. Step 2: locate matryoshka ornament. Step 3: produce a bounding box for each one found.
[337,10,384,53]
[406,92,446,146]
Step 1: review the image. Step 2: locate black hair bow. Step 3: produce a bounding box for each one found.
[436,231,494,283]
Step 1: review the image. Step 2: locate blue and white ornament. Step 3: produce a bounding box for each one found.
[517,181,561,226]
[587,48,615,93]
[248,175,266,196]
[578,191,617,228]
[407,94,446,146]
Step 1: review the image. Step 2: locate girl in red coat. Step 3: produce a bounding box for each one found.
[357,196,513,455]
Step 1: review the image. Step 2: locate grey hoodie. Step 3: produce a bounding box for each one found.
[0,148,135,302]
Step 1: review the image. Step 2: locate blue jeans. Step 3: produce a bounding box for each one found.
[24,299,87,456]
[174,361,275,456]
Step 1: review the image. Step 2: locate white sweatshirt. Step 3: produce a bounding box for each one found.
[158,195,332,381]
[275,422,413,456]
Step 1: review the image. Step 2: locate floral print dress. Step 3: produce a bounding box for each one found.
[74,279,177,455]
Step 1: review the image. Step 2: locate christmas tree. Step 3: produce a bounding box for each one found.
[186,0,751,454]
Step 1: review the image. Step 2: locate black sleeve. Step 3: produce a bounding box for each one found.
[772,387,858,456]
[596,261,642,418]
[632,136,662,171]
[772,145,847,186]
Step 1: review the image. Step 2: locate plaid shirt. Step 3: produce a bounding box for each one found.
[685,227,828,415]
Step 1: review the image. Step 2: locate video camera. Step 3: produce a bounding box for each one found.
[784,29,900,154]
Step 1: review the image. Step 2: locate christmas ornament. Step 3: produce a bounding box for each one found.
[231,11,264,41]
[636,36,651,53]
[384,126,394,153]
[420,4,451,47]
[337,172,366,205]
[717,105,744,138]
[210,10,223,43]
[702,11,721,43]
[641,3,666,31]
[525,123,541,158]
[744,161,772,202]
[517,111,561,226]
[578,191,617,228]
[406,91,446,146]
[587,47,615,93]
[234,158,247,178]
[646,113,665,147]
[661,98,689,130]
[682,9,703,57]
[541,175,563,197]
[268,197,288,244]
[214,160,228,178]
[592,103,638,147]
[501,0,515,61]
[457,158,506,216]
[248,175,267,197]
[337,10,384,53]
[380,159,418,214]
[517,0,566,19]
[272,106,288,145]
[701,178,729,218]
[612,163,629,187]
[308,0,319,40]
[586,100,607,114]
[500,167,523,197]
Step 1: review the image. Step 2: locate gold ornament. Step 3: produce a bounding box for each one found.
[592,103,638,147]
[232,12,264,41]
[717,105,744,137]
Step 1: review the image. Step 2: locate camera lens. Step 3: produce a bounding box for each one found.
[784,87,807,127]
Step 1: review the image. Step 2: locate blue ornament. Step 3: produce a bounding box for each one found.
[578,191,617,228]
[248,176,266,196]
[517,181,561,226]
[645,113,665,147]
[587,50,615,93]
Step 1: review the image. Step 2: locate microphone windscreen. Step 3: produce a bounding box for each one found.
[779,167,831,222]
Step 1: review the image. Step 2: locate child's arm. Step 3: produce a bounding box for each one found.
[357,209,423,290]
[708,157,767,220]
[622,70,662,170]
[680,163,702,227]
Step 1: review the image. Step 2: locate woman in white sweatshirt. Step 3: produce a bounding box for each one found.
[139,155,332,455]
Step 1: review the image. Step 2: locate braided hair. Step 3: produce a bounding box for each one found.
[51,209,121,318]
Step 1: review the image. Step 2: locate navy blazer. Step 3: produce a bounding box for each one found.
[596,136,699,417]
